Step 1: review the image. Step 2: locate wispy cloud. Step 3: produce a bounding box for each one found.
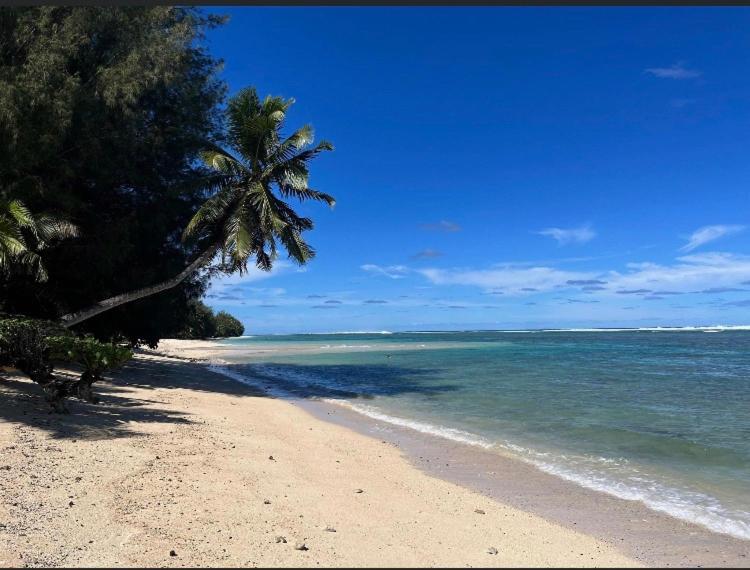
[645,62,701,80]
[206,262,294,298]
[537,224,596,245]
[324,299,342,304]
[361,264,410,279]
[567,279,607,286]
[419,266,593,294]
[411,249,444,259]
[680,225,745,252]
[698,287,747,294]
[363,299,388,304]
[419,220,461,233]
[419,252,750,298]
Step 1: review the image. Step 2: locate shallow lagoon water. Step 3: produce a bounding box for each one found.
[216,329,750,540]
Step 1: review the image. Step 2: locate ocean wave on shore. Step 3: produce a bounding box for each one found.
[203,359,750,541]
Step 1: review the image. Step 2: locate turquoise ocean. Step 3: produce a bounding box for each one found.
[210,328,750,540]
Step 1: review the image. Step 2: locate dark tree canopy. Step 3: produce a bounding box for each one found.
[177,300,219,340]
[0,6,227,346]
[176,302,245,339]
[214,311,244,338]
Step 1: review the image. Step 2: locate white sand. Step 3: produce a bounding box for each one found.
[0,349,640,567]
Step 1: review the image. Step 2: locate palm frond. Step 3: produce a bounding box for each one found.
[192,86,335,274]
[0,199,77,281]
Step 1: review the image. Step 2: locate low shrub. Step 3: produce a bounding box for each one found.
[0,315,69,410]
[48,336,133,403]
[0,315,132,411]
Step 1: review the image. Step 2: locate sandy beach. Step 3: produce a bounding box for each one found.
[0,346,645,568]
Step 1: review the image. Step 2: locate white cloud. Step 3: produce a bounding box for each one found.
[361,264,410,279]
[207,260,295,298]
[604,252,750,294]
[679,225,745,252]
[411,249,444,259]
[420,220,461,232]
[419,266,595,295]
[537,224,596,245]
[418,252,750,299]
[644,62,701,79]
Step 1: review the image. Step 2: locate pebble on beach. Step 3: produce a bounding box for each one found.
[487,547,498,555]
[294,542,309,551]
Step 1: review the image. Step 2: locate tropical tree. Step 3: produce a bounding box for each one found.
[0,199,78,282]
[59,87,334,328]
[214,310,244,338]
[0,6,227,346]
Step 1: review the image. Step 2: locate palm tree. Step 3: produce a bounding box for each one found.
[59,87,334,328]
[0,199,78,282]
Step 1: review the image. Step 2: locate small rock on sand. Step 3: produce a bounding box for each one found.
[294,542,309,551]
[268,455,275,461]
[275,536,287,543]
[263,499,271,505]
[169,550,177,557]
[474,509,485,514]
[487,547,498,555]
[323,526,336,532]
[354,488,364,494]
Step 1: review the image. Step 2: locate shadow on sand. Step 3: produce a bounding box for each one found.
[0,352,457,440]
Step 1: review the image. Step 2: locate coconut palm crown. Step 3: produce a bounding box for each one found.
[184,87,335,274]
[59,87,334,328]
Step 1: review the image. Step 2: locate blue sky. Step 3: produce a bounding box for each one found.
[202,7,750,333]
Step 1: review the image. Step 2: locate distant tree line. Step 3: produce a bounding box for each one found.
[178,301,244,340]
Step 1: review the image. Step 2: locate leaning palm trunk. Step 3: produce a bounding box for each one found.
[59,245,218,328]
[60,87,333,329]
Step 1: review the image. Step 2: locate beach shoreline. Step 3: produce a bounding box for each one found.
[0,348,641,568]
[156,338,750,567]
[0,341,746,567]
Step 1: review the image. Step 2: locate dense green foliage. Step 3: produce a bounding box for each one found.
[48,335,132,403]
[48,335,133,378]
[177,301,244,339]
[0,314,132,410]
[60,86,335,329]
[178,300,219,340]
[0,6,331,359]
[0,315,64,382]
[0,7,226,346]
[214,311,244,338]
